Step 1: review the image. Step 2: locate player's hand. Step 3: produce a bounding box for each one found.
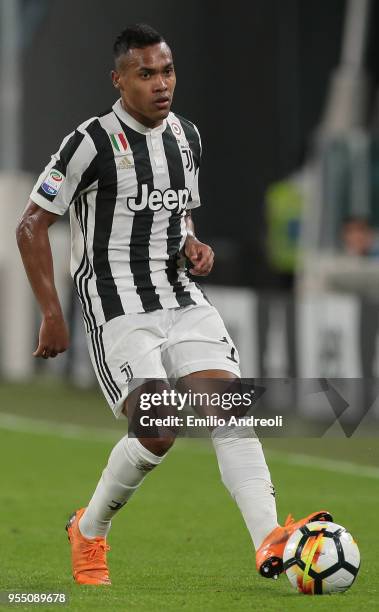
[185,236,214,276]
[33,313,70,359]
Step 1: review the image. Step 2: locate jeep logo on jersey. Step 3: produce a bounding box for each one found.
[126,184,190,212]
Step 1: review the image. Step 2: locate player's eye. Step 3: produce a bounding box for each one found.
[140,72,150,79]
[164,67,174,76]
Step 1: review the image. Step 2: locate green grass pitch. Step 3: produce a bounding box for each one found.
[0,382,378,611]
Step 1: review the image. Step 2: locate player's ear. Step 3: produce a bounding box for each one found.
[111,70,121,90]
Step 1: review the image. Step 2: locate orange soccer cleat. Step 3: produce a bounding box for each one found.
[256,510,333,579]
[65,508,111,585]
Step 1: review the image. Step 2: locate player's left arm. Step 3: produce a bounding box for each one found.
[184,211,214,276]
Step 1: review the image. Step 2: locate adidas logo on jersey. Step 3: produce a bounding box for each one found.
[126,184,190,212]
[116,155,134,169]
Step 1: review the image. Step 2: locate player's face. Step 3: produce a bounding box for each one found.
[112,42,176,128]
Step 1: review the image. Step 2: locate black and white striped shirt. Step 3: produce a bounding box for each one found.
[31,100,209,331]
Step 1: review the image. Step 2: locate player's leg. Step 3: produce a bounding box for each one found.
[178,369,279,552]
[163,304,333,579]
[78,380,175,541]
[67,313,175,585]
[162,305,278,551]
[179,371,333,578]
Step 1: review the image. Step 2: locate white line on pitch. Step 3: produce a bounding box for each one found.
[0,412,121,442]
[266,450,379,480]
[0,411,378,479]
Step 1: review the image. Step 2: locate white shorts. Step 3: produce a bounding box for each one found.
[86,303,241,418]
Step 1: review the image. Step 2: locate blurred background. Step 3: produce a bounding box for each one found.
[1,0,379,412]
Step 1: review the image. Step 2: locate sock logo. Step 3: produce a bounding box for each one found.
[108,499,127,511]
[120,361,133,383]
[136,460,156,473]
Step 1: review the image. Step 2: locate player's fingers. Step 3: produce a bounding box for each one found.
[193,247,211,266]
[192,251,214,274]
[188,256,202,273]
[35,346,56,359]
[33,344,46,357]
[193,266,212,276]
[188,250,203,265]
[203,250,214,266]
[190,264,212,275]
[189,246,214,274]
[185,243,198,259]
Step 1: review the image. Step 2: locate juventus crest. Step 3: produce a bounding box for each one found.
[120,361,133,383]
[181,146,194,171]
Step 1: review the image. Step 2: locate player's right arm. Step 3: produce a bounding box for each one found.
[16,200,69,359]
[16,120,98,358]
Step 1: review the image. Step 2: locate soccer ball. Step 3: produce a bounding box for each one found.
[283,521,360,595]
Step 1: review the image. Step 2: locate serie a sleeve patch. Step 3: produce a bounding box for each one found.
[40,169,65,197]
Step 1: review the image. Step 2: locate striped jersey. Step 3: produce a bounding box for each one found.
[30,99,209,331]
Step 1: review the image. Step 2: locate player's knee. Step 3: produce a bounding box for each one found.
[213,424,257,441]
[138,436,175,457]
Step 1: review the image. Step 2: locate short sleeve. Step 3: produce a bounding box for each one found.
[30,127,98,215]
[187,123,202,210]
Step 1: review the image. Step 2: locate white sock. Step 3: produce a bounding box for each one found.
[212,425,278,549]
[79,435,165,539]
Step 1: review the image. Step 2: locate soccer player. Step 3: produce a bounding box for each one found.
[16,24,332,585]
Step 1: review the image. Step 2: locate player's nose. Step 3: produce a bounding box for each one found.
[154,75,168,91]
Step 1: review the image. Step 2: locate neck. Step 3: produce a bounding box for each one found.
[120,99,162,129]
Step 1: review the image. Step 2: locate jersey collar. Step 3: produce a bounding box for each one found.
[112,99,167,135]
